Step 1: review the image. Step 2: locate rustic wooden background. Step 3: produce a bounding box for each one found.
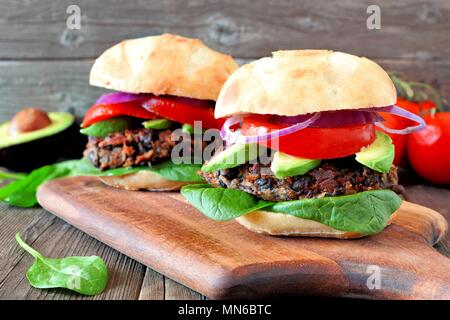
[0,0,449,300]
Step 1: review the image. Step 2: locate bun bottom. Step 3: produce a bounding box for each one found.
[99,170,189,191]
[236,210,396,239]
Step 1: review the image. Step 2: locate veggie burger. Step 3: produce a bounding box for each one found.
[81,34,238,191]
[182,50,426,238]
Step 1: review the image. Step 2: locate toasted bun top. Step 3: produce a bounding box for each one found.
[215,50,396,118]
[90,34,239,100]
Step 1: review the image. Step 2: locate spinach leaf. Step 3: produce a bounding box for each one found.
[181,185,401,234]
[269,189,402,234]
[16,233,108,296]
[0,165,71,207]
[151,161,204,182]
[181,184,273,221]
[0,171,26,181]
[0,158,203,207]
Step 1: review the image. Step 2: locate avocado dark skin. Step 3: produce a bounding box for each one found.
[0,111,87,172]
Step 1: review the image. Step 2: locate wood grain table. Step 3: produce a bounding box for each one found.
[0,171,449,300]
[0,0,449,300]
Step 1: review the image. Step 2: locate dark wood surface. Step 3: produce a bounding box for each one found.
[34,177,449,299]
[1,0,450,300]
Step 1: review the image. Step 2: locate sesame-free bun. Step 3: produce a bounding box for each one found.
[99,170,190,191]
[235,210,396,239]
[215,50,396,118]
[90,34,239,101]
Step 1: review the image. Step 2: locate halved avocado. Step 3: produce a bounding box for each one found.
[0,112,87,171]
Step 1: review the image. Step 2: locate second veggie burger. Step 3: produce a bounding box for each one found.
[182,50,426,238]
[81,34,238,191]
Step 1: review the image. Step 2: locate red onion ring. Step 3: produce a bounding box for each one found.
[220,113,321,144]
[361,105,427,134]
[96,92,150,105]
[271,110,384,127]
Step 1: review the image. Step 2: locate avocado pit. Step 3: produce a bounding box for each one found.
[9,108,52,135]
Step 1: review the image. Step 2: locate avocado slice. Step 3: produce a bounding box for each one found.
[355,131,394,173]
[142,119,175,130]
[201,143,266,172]
[0,112,86,171]
[81,117,131,137]
[270,151,321,179]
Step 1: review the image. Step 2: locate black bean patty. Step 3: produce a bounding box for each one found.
[84,128,176,170]
[200,159,404,202]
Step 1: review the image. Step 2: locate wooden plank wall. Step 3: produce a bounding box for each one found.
[0,0,449,121]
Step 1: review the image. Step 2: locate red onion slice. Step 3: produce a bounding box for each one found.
[271,110,384,127]
[220,113,321,144]
[96,92,150,105]
[361,105,427,134]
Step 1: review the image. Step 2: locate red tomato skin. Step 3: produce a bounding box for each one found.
[82,100,156,127]
[143,97,223,129]
[407,113,450,185]
[378,98,425,165]
[241,115,376,159]
[390,134,407,166]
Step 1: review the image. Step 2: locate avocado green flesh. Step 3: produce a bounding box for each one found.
[0,112,74,149]
[80,117,131,137]
[143,118,174,130]
[181,124,195,134]
[270,152,321,179]
[201,143,266,172]
[355,131,394,173]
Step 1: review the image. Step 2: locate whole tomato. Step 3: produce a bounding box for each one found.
[379,98,421,165]
[407,112,450,185]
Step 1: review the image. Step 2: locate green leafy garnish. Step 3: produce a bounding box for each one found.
[181,185,401,235]
[16,233,108,296]
[181,184,272,221]
[150,161,204,182]
[389,72,446,111]
[0,158,203,207]
[80,117,130,137]
[0,171,26,181]
[0,164,72,207]
[267,190,401,235]
[143,119,175,130]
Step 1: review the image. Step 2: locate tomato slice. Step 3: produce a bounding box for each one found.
[81,99,156,128]
[240,115,376,159]
[143,96,223,129]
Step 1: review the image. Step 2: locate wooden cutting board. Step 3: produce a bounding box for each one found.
[37,176,450,299]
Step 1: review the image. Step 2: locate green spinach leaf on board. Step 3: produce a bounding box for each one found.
[0,171,26,181]
[0,158,203,207]
[180,185,401,234]
[181,184,273,221]
[0,165,71,207]
[16,233,108,296]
